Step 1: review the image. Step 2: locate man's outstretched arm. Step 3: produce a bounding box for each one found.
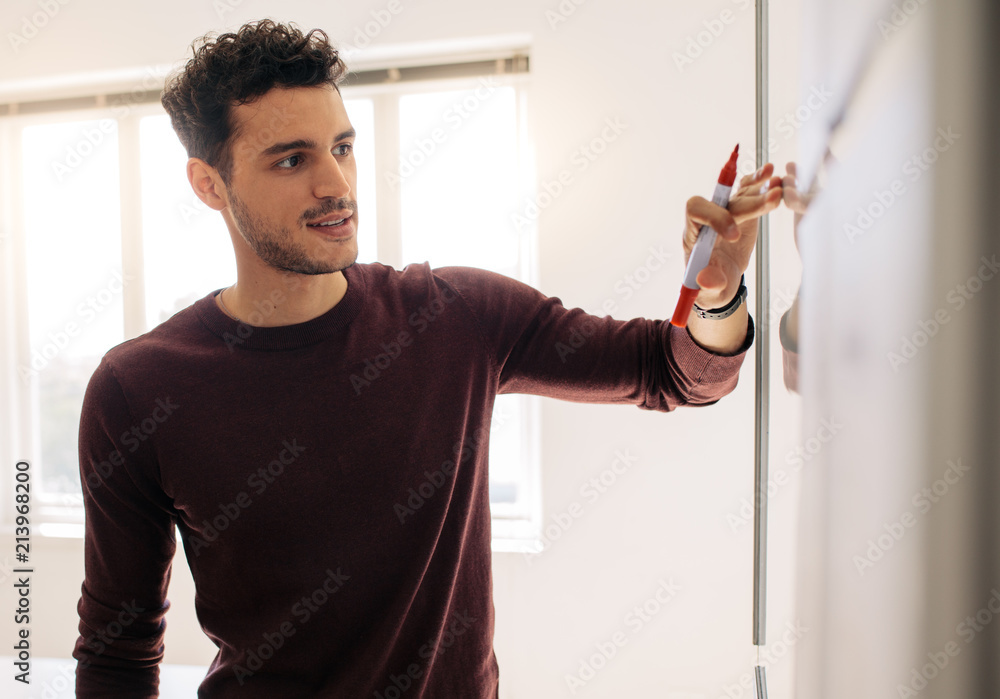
[427,162,782,410]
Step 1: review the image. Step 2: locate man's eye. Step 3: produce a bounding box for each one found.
[335,144,353,156]
[277,154,302,168]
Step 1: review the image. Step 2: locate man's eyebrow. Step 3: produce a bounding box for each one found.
[259,130,356,159]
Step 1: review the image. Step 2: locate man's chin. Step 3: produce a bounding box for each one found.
[268,251,358,276]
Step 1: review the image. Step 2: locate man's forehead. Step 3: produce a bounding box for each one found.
[230,84,348,153]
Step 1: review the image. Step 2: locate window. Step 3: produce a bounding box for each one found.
[20,119,124,510]
[0,50,540,550]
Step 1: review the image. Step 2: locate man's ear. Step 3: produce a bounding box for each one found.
[187,157,228,212]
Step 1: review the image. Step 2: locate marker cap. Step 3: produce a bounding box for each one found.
[670,285,700,327]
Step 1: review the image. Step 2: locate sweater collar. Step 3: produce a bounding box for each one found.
[194,263,366,351]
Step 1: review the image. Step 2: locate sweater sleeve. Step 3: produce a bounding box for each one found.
[433,266,753,411]
[72,357,178,697]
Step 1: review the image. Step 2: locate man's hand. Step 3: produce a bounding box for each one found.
[682,163,784,309]
[680,163,783,355]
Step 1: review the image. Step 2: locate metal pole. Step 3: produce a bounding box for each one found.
[753,0,770,654]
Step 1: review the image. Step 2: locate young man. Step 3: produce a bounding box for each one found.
[72,19,782,698]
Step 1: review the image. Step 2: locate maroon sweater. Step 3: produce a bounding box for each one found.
[73,261,753,697]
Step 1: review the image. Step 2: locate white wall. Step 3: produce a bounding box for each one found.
[792,0,1000,697]
[0,0,805,696]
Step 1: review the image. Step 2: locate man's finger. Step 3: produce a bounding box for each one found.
[727,181,783,221]
[685,196,738,242]
[695,265,729,294]
[736,172,781,197]
[738,162,776,189]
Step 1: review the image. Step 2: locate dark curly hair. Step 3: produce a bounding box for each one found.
[161,19,347,186]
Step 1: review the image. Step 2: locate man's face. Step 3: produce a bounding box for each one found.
[223,84,358,275]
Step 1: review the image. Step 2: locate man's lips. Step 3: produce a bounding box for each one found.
[305,211,354,238]
[306,211,353,227]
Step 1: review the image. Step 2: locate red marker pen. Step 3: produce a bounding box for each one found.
[670,144,740,328]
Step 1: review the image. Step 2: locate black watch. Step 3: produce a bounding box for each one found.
[692,274,747,320]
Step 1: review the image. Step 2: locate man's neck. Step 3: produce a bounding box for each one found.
[216,270,349,327]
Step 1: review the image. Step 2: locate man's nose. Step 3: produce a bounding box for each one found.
[314,154,351,199]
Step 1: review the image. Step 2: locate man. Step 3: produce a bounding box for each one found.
[72,19,782,698]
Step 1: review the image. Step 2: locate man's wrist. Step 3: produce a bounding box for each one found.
[693,274,747,320]
[685,304,751,355]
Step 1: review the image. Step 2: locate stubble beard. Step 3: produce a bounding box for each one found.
[228,186,358,276]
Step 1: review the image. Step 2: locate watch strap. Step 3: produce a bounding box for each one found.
[692,274,747,320]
